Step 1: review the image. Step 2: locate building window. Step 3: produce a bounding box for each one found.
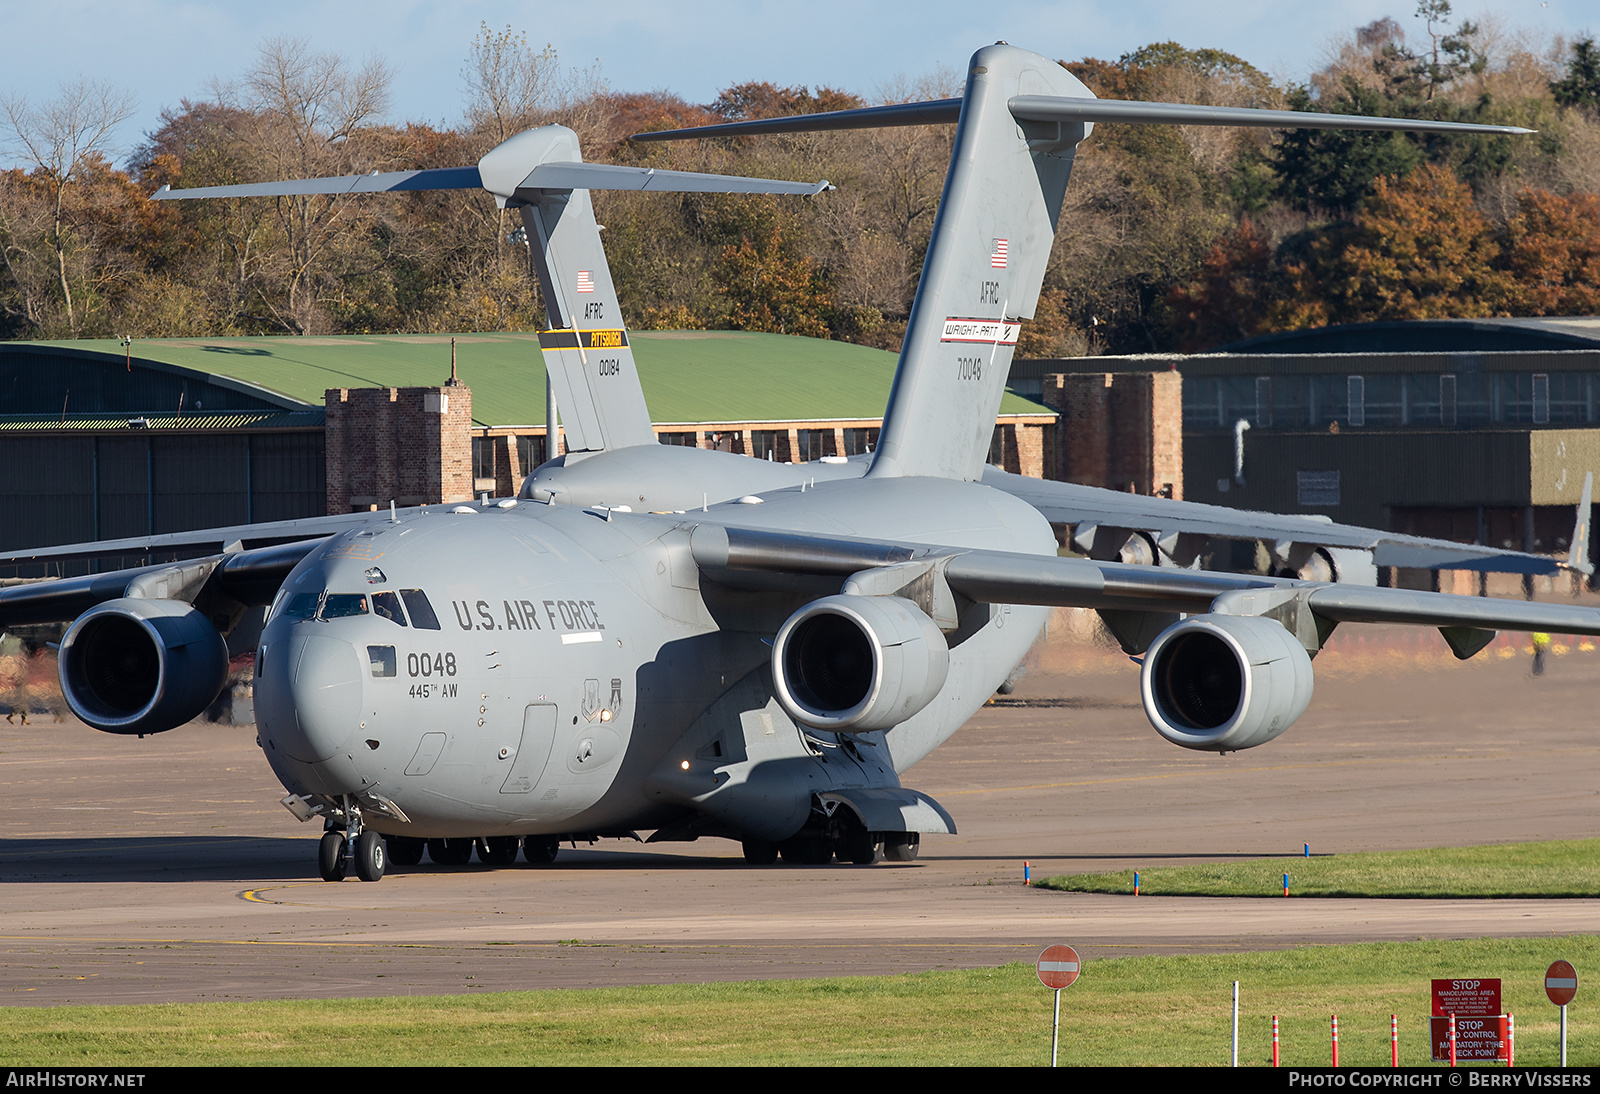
[657,431,697,446]
[1347,376,1365,427]
[795,429,827,461]
[517,434,547,469]
[749,430,779,461]
[1255,376,1272,427]
[1440,374,1457,427]
[842,427,878,455]
[471,436,494,480]
[1533,373,1550,424]
[1297,470,1340,507]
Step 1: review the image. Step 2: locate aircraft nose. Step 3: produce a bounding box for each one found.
[259,632,363,764]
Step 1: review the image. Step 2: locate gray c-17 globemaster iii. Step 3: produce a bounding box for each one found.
[3,42,1596,882]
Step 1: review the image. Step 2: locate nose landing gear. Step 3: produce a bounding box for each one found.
[317,796,386,882]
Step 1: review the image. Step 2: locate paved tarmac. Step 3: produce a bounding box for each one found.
[2,619,1597,1004]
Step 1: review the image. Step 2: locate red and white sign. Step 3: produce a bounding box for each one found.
[941,317,1020,345]
[1432,978,1501,1017]
[1430,1015,1510,1062]
[1037,944,1080,990]
[1546,960,1578,1006]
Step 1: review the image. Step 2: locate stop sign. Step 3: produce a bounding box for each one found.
[1037,944,1081,990]
[1546,960,1578,1007]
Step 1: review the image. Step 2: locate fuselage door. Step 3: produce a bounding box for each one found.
[501,704,558,794]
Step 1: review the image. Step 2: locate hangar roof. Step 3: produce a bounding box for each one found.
[1217,316,1600,354]
[3,332,1052,428]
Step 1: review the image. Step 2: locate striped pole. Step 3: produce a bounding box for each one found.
[1331,1014,1339,1067]
[1507,1013,1514,1067]
[1134,871,1139,896]
[1391,1014,1398,1067]
[1450,1012,1458,1067]
[1283,873,1289,897]
[1024,860,1030,886]
[1272,1015,1280,1067]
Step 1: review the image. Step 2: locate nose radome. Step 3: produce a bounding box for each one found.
[285,634,363,763]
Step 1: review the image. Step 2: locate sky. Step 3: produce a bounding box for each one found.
[0,0,1594,169]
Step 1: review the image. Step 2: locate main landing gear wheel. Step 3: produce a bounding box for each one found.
[522,836,560,865]
[318,831,347,882]
[427,837,474,865]
[354,830,386,882]
[741,839,779,865]
[386,835,425,866]
[478,836,520,865]
[882,833,919,862]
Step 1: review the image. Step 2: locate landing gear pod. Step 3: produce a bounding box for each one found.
[1140,614,1314,752]
[772,594,949,733]
[58,598,228,735]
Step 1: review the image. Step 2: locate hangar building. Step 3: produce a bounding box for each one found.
[1011,316,1600,577]
[0,332,1054,571]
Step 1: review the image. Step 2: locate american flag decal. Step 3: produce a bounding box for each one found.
[576,270,595,293]
[990,239,1008,269]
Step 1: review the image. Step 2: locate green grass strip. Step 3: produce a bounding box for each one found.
[1034,839,1600,898]
[1,936,1596,1066]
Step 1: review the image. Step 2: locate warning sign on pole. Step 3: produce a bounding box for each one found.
[1037,944,1081,990]
[1546,960,1578,1007]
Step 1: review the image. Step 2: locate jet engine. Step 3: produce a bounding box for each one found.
[772,594,949,733]
[58,598,228,735]
[1139,614,1314,752]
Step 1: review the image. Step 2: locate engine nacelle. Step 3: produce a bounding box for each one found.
[772,594,949,733]
[58,598,228,735]
[1140,613,1314,752]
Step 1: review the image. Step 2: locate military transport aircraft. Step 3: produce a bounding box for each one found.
[2,43,1595,884]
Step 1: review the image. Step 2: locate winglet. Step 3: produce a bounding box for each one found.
[1568,471,1594,575]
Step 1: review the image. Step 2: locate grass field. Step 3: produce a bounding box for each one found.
[1,936,1593,1066]
[1033,839,1600,899]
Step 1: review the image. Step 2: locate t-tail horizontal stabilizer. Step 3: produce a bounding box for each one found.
[154,126,831,458]
[635,44,1531,483]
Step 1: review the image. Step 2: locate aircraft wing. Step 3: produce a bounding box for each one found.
[0,503,475,628]
[687,523,1600,640]
[980,466,1590,577]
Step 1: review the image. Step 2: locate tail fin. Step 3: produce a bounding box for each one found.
[869,46,1091,480]
[483,129,832,456]
[483,129,656,454]
[1569,471,1594,575]
[631,44,1530,482]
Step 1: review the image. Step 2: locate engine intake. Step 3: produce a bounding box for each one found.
[772,594,949,733]
[1140,613,1314,752]
[58,598,228,735]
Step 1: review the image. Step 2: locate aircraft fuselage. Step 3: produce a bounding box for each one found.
[253,476,1053,843]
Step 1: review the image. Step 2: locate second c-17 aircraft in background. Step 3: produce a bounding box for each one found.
[3,43,1595,882]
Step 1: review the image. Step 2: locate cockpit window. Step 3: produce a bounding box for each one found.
[281,592,321,621]
[321,594,369,619]
[372,591,407,626]
[399,589,441,630]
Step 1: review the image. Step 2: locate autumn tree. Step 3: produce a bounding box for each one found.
[713,200,830,337]
[1503,188,1600,315]
[0,79,135,336]
[1166,218,1279,350]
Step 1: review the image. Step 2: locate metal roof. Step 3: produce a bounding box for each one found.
[2,332,1053,428]
[0,410,326,432]
[1217,317,1600,354]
